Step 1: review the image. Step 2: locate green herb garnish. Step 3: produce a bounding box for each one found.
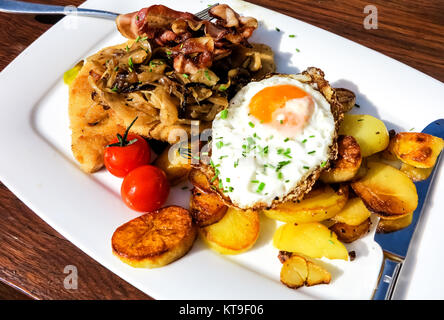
[107,117,139,147]
[220,109,228,119]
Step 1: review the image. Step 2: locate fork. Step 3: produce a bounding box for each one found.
[0,0,218,20]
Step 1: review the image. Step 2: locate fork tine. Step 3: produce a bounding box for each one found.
[195,3,219,20]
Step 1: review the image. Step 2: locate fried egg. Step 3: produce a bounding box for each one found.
[210,74,336,209]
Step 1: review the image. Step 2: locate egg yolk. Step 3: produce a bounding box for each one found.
[249,85,314,132]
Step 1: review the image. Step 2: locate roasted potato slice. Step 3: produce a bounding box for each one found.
[154,144,192,185]
[190,188,228,227]
[377,212,413,233]
[112,206,197,268]
[273,222,349,260]
[280,254,331,288]
[400,163,433,182]
[351,161,418,216]
[390,132,444,168]
[330,218,371,243]
[320,135,362,183]
[335,88,356,114]
[263,184,348,223]
[199,207,260,255]
[332,197,371,226]
[280,255,308,289]
[339,114,389,157]
[189,168,212,193]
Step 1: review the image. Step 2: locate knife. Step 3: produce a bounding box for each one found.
[372,119,444,300]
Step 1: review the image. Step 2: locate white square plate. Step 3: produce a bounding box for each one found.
[0,0,443,299]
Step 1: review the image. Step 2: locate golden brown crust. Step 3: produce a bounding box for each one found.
[68,60,126,173]
[111,206,197,268]
[190,188,228,227]
[330,218,371,243]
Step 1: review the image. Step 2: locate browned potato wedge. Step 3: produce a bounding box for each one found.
[330,218,371,243]
[390,132,444,168]
[112,206,197,268]
[339,114,389,157]
[280,254,331,289]
[154,144,192,186]
[335,88,356,114]
[189,188,228,227]
[320,135,362,183]
[333,197,371,226]
[199,208,260,255]
[306,260,332,286]
[377,212,413,233]
[189,168,212,193]
[280,255,308,289]
[351,162,418,216]
[400,163,433,182]
[273,222,349,260]
[263,184,348,223]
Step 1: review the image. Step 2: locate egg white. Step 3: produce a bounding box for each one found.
[211,75,336,209]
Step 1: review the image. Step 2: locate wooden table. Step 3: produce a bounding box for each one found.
[0,0,443,300]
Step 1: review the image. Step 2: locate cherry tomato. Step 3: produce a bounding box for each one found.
[104,134,151,177]
[121,165,170,212]
[104,117,151,178]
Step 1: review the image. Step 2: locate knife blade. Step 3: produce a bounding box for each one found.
[373,119,444,300]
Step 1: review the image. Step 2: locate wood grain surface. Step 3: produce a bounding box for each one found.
[0,0,443,300]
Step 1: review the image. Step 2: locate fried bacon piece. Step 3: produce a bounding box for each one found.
[115,4,258,74]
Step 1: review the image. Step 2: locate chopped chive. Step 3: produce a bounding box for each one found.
[226,178,230,182]
[302,139,307,144]
[275,27,281,32]
[251,180,259,183]
[128,57,134,68]
[303,166,310,170]
[295,48,300,52]
[136,15,139,21]
[280,120,284,124]
[321,161,327,168]
[284,138,290,142]
[216,141,224,149]
[328,240,335,245]
[111,86,118,92]
[308,150,316,155]
[204,70,211,81]
[278,172,283,180]
[182,73,189,79]
[125,45,130,52]
[285,180,290,183]
[309,135,315,138]
[248,121,255,128]
[219,155,228,160]
[234,159,239,168]
[219,84,227,91]
[289,34,296,38]
[114,66,119,71]
[276,161,291,171]
[256,182,266,193]
[135,36,141,42]
[220,109,228,119]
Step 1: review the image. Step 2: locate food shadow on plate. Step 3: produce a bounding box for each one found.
[250,24,300,75]
[251,214,278,251]
[332,79,404,133]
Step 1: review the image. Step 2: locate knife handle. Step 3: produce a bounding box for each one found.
[373,253,403,300]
